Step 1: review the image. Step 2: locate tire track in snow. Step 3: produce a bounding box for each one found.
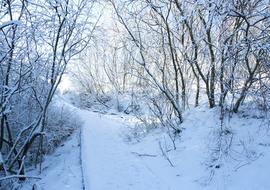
[79,126,86,190]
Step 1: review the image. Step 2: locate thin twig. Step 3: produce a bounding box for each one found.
[0,175,41,181]
[131,152,158,157]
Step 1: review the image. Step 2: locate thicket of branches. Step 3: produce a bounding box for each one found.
[0,0,267,187]
[74,0,270,131]
[0,0,94,186]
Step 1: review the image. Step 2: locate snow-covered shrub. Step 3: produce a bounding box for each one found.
[29,103,81,164]
[73,90,143,116]
[5,101,82,167]
[44,104,82,154]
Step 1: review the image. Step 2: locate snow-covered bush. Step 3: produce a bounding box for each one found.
[44,104,81,154]
[25,103,82,166]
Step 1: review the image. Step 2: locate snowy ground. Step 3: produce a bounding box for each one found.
[80,110,175,190]
[21,131,83,190]
[21,101,270,190]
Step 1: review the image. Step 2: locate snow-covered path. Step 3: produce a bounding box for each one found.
[22,98,270,190]
[79,110,171,190]
[78,107,270,190]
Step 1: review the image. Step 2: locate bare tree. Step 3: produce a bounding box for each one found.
[0,0,95,184]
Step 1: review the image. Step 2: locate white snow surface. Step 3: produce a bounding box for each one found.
[22,99,270,190]
[80,110,174,190]
[21,131,82,190]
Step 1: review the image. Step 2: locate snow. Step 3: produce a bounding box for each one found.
[21,99,270,190]
[21,130,83,190]
[79,104,270,190]
[80,110,173,190]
